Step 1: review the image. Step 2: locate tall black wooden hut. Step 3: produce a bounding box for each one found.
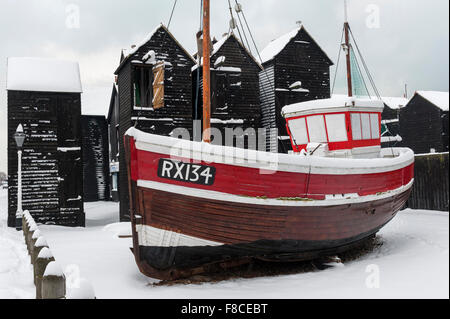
[114,23,195,221]
[399,91,449,154]
[6,57,84,227]
[192,33,263,147]
[259,24,333,153]
[106,84,120,202]
[81,115,110,202]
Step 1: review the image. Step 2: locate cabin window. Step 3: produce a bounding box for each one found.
[351,113,380,141]
[133,67,153,108]
[307,115,327,143]
[370,114,380,139]
[351,113,362,140]
[288,118,309,145]
[361,113,371,140]
[325,114,348,142]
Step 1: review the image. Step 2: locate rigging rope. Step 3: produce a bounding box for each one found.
[231,0,286,152]
[348,25,381,99]
[233,0,252,52]
[331,26,345,95]
[194,0,203,141]
[350,46,371,97]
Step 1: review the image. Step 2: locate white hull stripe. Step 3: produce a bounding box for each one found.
[136,224,223,247]
[127,128,415,175]
[137,179,414,207]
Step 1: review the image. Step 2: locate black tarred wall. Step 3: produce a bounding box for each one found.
[399,95,449,154]
[116,25,195,221]
[7,90,84,227]
[81,115,110,202]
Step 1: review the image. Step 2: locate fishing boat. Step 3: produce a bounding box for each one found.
[124,1,414,280]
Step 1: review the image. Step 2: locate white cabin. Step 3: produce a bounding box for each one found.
[281,96,385,158]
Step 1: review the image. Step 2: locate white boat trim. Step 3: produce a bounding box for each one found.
[137,179,414,207]
[127,128,414,175]
[136,224,223,247]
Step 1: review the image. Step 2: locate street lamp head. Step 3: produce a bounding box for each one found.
[14,124,26,149]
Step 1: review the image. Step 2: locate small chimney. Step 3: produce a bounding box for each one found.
[131,44,136,49]
[212,37,218,45]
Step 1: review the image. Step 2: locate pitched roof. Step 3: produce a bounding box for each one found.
[415,91,449,111]
[192,33,263,70]
[259,25,333,65]
[115,23,195,74]
[7,57,82,93]
[107,84,118,122]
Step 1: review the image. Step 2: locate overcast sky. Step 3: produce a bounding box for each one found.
[0,0,448,173]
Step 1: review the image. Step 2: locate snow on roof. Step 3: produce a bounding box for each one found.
[282,96,385,117]
[382,96,408,110]
[7,57,82,93]
[118,23,195,72]
[259,25,332,65]
[416,91,449,111]
[333,94,408,110]
[260,27,300,64]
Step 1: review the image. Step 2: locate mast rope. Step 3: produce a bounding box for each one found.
[194,0,203,140]
[331,26,345,95]
[227,0,246,48]
[231,0,287,152]
[350,46,371,97]
[348,26,381,99]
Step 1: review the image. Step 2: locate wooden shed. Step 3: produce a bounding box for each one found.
[399,91,449,154]
[81,115,110,202]
[6,57,84,227]
[114,23,195,221]
[106,84,120,202]
[192,33,263,148]
[259,24,333,153]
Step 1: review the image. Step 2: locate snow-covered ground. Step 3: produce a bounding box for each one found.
[0,190,34,299]
[0,188,448,299]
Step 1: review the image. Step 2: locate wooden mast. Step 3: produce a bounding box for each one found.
[202,0,211,143]
[344,0,353,97]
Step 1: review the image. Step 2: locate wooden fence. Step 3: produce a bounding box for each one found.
[22,211,95,299]
[407,152,449,211]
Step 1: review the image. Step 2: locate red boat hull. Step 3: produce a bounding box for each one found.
[124,133,414,280]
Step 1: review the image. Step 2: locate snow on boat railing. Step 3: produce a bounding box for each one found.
[125,127,414,175]
[22,211,95,299]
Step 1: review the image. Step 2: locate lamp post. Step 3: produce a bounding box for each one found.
[14,124,26,231]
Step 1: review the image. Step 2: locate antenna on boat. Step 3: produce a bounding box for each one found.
[343,0,353,97]
[202,0,211,143]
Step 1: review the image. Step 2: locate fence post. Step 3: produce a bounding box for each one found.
[34,247,55,299]
[27,221,38,256]
[42,261,66,299]
[32,236,48,265]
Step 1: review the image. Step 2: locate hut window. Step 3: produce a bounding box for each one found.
[152,62,165,109]
[307,115,327,143]
[351,113,362,140]
[288,117,308,145]
[133,67,153,108]
[325,114,348,142]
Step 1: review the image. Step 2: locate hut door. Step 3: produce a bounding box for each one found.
[152,62,165,109]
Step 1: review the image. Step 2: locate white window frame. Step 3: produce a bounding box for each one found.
[325,113,348,142]
[288,117,309,145]
[307,115,328,143]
